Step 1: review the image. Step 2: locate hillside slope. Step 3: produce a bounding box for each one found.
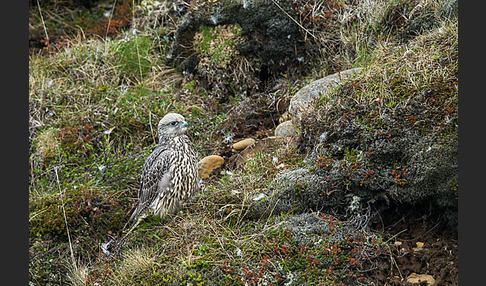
[29,0,458,285]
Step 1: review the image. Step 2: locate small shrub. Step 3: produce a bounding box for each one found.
[29,186,128,240]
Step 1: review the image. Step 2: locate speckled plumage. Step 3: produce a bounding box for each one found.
[128,113,198,227]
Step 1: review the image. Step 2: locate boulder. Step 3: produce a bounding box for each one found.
[274,120,299,138]
[250,133,458,227]
[278,213,361,247]
[167,0,315,99]
[249,168,325,218]
[288,68,362,126]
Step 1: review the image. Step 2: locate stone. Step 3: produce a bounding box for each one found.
[248,168,326,218]
[278,213,361,247]
[234,137,276,166]
[275,120,299,138]
[232,138,256,151]
[288,68,362,126]
[168,1,310,78]
[406,273,436,285]
[198,155,225,179]
[412,241,425,252]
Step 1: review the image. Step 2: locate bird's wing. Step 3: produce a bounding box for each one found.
[128,147,173,225]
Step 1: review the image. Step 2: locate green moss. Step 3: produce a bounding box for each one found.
[194,24,242,69]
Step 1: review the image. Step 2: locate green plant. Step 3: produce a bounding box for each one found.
[194,24,242,69]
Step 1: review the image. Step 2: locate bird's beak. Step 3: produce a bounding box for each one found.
[180,121,188,128]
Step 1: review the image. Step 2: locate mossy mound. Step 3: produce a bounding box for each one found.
[253,20,458,230]
[167,0,315,100]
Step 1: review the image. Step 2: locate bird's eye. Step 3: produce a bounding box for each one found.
[169,121,178,126]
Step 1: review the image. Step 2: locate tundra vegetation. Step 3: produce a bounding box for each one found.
[29,0,457,285]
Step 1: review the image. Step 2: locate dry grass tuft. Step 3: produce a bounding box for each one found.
[356,18,458,104]
[66,261,89,286]
[32,127,60,165]
[292,0,457,74]
[108,248,158,285]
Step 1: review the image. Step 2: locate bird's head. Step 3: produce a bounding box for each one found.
[157,113,189,139]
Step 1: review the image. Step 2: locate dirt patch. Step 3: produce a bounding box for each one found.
[366,206,458,285]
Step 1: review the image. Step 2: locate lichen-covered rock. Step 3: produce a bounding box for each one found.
[168,1,311,74]
[278,213,360,247]
[251,133,457,228]
[249,168,326,218]
[166,0,316,100]
[288,68,362,126]
[274,120,299,138]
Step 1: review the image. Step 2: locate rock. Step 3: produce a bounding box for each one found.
[253,133,458,225]
[232,138,256,151]
[279,213,360,247]
[275,120,299,138]
[288,68,362,126]
[249,168,327,218]
[412,241,425,252]
[282,31,458,226]
[198,155,225,179]
[167,0,313,100]
[406,273,436,285]
[234,137,276,166]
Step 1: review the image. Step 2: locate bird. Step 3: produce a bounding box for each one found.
[127,112,199,228]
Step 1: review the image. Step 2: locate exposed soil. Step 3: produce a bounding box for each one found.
[365,204,458,285]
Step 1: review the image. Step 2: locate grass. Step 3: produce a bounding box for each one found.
[311,18,458,141]
[29,0,457,285]
[29,18,232,286]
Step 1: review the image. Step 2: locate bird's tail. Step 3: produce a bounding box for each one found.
[114,207,144,249]
[127,207,140,227]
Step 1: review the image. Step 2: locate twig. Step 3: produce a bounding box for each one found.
[54,166,76,268]
[29,209,48,222]
[384,228,408,244]
[36,0,49,41]
[105,0,118,38]
[390,254,403,279]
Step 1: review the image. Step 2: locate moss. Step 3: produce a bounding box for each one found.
[194,24,242,69]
